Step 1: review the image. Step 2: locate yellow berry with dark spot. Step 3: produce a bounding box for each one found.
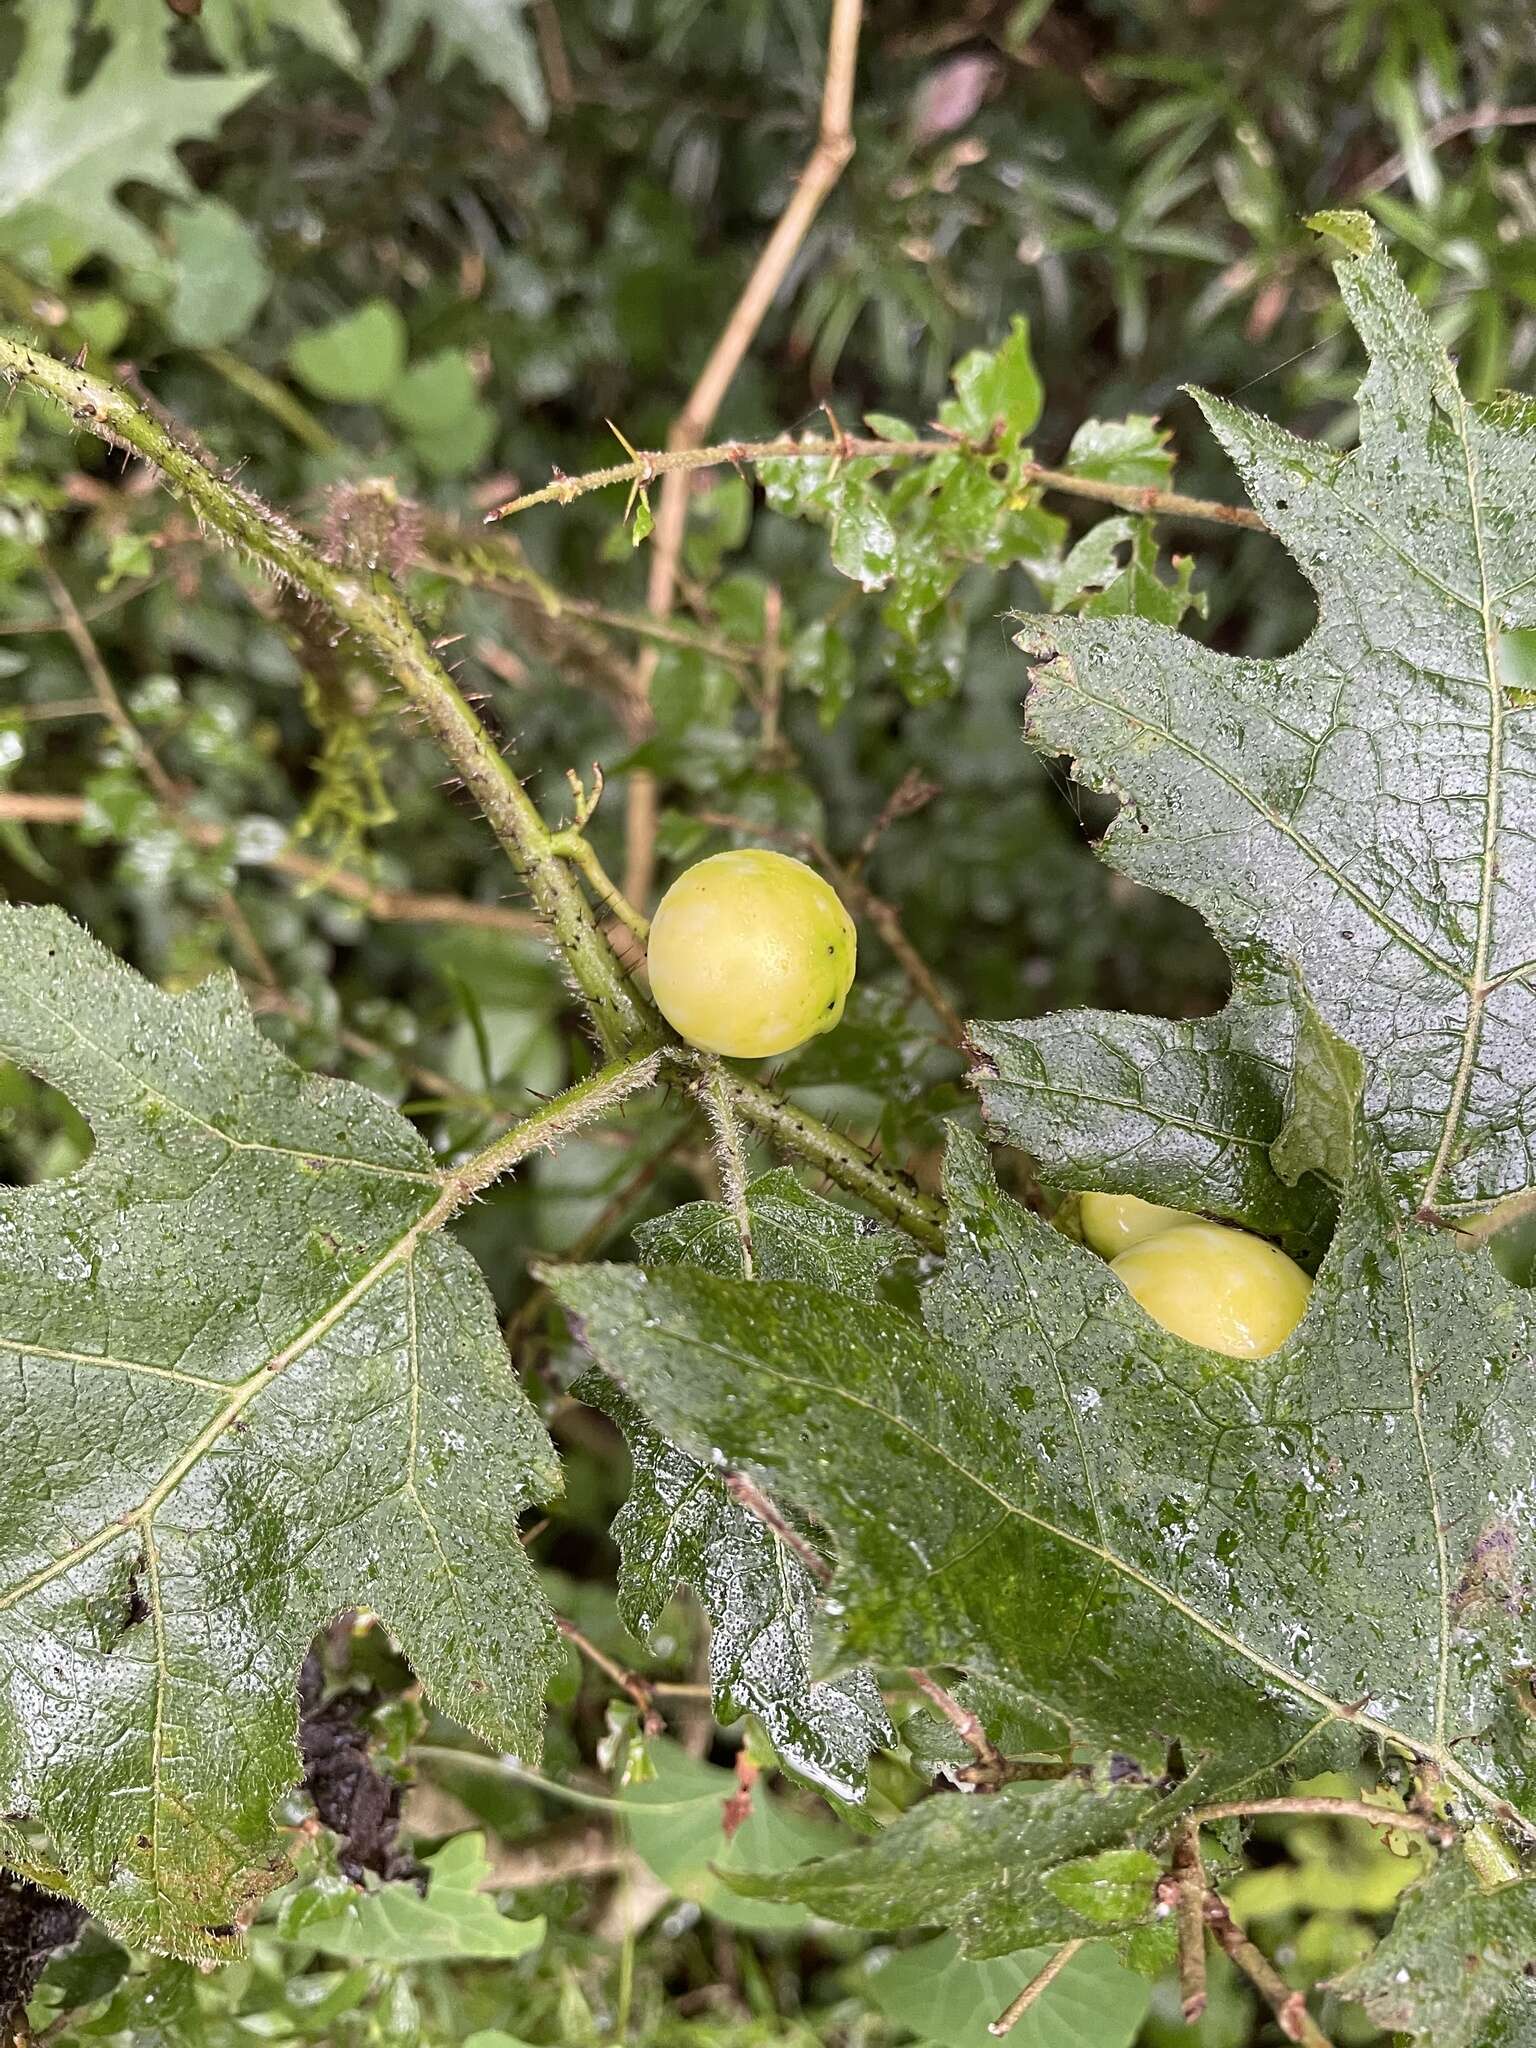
[646,850,857,1059]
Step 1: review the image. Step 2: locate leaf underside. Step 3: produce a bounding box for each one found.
[0,909,561,1955]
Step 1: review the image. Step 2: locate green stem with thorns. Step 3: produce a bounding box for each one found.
[0,334,944,1244]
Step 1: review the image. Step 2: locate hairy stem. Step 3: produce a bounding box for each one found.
[717,1068,946,1249]
[698,1061,757,1278]
[0,334,652,1057]
[550,827,653,940]
[1,336,944,1244]
[426,538,757,670]
[444,1052,663,1204]
[490,436,1269,534]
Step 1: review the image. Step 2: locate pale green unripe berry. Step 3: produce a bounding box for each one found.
[1079,1191,1191,1258]
[1110,1222,1312,1360]
[646,850,857,1059]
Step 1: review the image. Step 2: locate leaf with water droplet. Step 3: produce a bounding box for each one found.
[986,216,1536,1221]
[553,1125,1536,1964]
[579,1172,897,1800]
[0,908,560,1955]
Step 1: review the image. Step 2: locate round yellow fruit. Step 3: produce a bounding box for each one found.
[645,849,857,1059]
[1079,1191,1190,1258]
[1110,1222,1312,1359]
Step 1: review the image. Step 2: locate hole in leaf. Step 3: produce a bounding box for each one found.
[1489,1205,1536,1290]
[0,1062,93,1186]
[1496,627,1536,704]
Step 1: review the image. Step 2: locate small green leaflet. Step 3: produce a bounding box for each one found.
[555,1123,1536,1953]
[758,319,1066,674]
[290,300,408,404]
[577,1173,896,1799]
[0,0,263,275]
[160,198,272,350]
[275,1834,545,1962]
[1271,990,1364,1194]
[937,316,1044,444]
[1062,414,1174,488]
[195,0,364,72]
[0,909,560,1955]
[1003,216,1536,1220]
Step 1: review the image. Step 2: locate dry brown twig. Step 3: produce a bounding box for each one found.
[1158,1819,1209,2024]
[1355,102,1536,194]
[556,1616,664,1735]
[493,436,1269,535]
[623,0,866,908]
[1188,1796,1440,1837]
[904,1667,1069,1792]
[1139,1806,1409,2048]
[39,562,282,987]
[427,541,756,675]
[0,695,100,721]
[40,562,180,813]
[723,1469,834,1583]
[1203,1889,1334,2046]
[0,793,82,827]
[0,791,539,940]
[904,1667,1007,1780]
[988,1939,1086,2037]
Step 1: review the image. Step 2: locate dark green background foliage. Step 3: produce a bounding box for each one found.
[2,1,1536,2043]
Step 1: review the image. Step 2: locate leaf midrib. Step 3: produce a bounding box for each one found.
[1057,673,1466,989]
[980,1066,1273,1154]
[1419,393,1505,1212]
